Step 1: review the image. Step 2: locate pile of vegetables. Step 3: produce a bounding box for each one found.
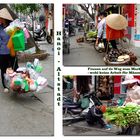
[104,103,140,127]
[86,30,97,38]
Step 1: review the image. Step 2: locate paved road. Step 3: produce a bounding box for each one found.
[63,31,105,66]
[0,41,54,136]
[63,120,120,136]
[63,30,140,66]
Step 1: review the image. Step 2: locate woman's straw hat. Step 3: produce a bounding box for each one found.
[121,75,139,85]
[106,14,128,30]
[0,8,13,21]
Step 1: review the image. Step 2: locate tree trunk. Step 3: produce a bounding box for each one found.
[78,4,95,21]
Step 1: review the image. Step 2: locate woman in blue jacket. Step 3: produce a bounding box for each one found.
[0,8,18,92]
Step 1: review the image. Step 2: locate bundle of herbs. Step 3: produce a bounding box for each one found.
[104,103,140,127]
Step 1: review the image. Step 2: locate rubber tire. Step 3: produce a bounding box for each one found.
[47,35,52,44]
[63,110,73,126]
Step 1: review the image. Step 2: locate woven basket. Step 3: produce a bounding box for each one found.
[104,55,130,66]
[18,51,49,62]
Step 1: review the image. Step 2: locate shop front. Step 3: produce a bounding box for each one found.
[133,4,140,48]
[122,4,140,53]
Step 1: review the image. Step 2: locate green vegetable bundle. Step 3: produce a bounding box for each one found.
[104,103,140,127]
[86,30,97,38]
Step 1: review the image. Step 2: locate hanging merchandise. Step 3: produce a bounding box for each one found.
[4,59,47,94]
[33,58,43,73]
[12,30,25,51]
[4,19,24,35]
[7,29,18,56]
[23,27,30,39]
[9,19,25,29]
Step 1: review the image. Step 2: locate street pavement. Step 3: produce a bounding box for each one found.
[63,120,121,136]
[0,41,54,136]
[63,30,140,66]
[63,33,105,66]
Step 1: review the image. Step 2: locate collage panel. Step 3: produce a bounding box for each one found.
[63,75,140,136]
[0,4,54,135]
[63,4,140,66]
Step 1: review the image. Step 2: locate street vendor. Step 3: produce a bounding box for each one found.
[96,12,116,53]
[122,75,140,105]
[96,12,127,53]
[118,75,140,135]
[0,8,18,93]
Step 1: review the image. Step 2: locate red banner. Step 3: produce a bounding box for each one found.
[123,4,135,27]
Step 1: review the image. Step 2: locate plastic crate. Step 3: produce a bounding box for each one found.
[12,30,25,51]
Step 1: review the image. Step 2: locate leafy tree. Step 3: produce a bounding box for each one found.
[10,4,44,53]
[11,4,41,33]
[78,4,96,21]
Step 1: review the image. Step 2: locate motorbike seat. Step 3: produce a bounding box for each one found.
[71,108,83,114]
[63,104,80,109]
[35,30,40,34]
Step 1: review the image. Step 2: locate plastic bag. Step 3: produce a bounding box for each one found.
[36,76,47,86]
[10,19,25,29]
[26,59,43,73]
[23,28,30,39]
[29,80,38,91]
[36,76,47,92]
[16,67,27,73]
[98,43,104,49]
[80,97,90,109]
[34,59,43,73]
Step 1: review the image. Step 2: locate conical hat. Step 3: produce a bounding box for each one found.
[106,14,128,30]
[0,8,13,21]
[121,75,139,85]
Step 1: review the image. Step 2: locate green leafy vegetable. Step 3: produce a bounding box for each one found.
[104,103,140,127]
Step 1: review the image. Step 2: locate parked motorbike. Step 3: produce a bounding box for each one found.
[69,25,76,36]
[63,92,102,126]
[34,27,52,44]
[63,28,70,54]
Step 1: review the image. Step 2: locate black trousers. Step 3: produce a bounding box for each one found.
[102,39,117,53]
[0,54,18,88]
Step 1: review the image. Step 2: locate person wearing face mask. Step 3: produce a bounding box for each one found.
[0,8,18,93]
